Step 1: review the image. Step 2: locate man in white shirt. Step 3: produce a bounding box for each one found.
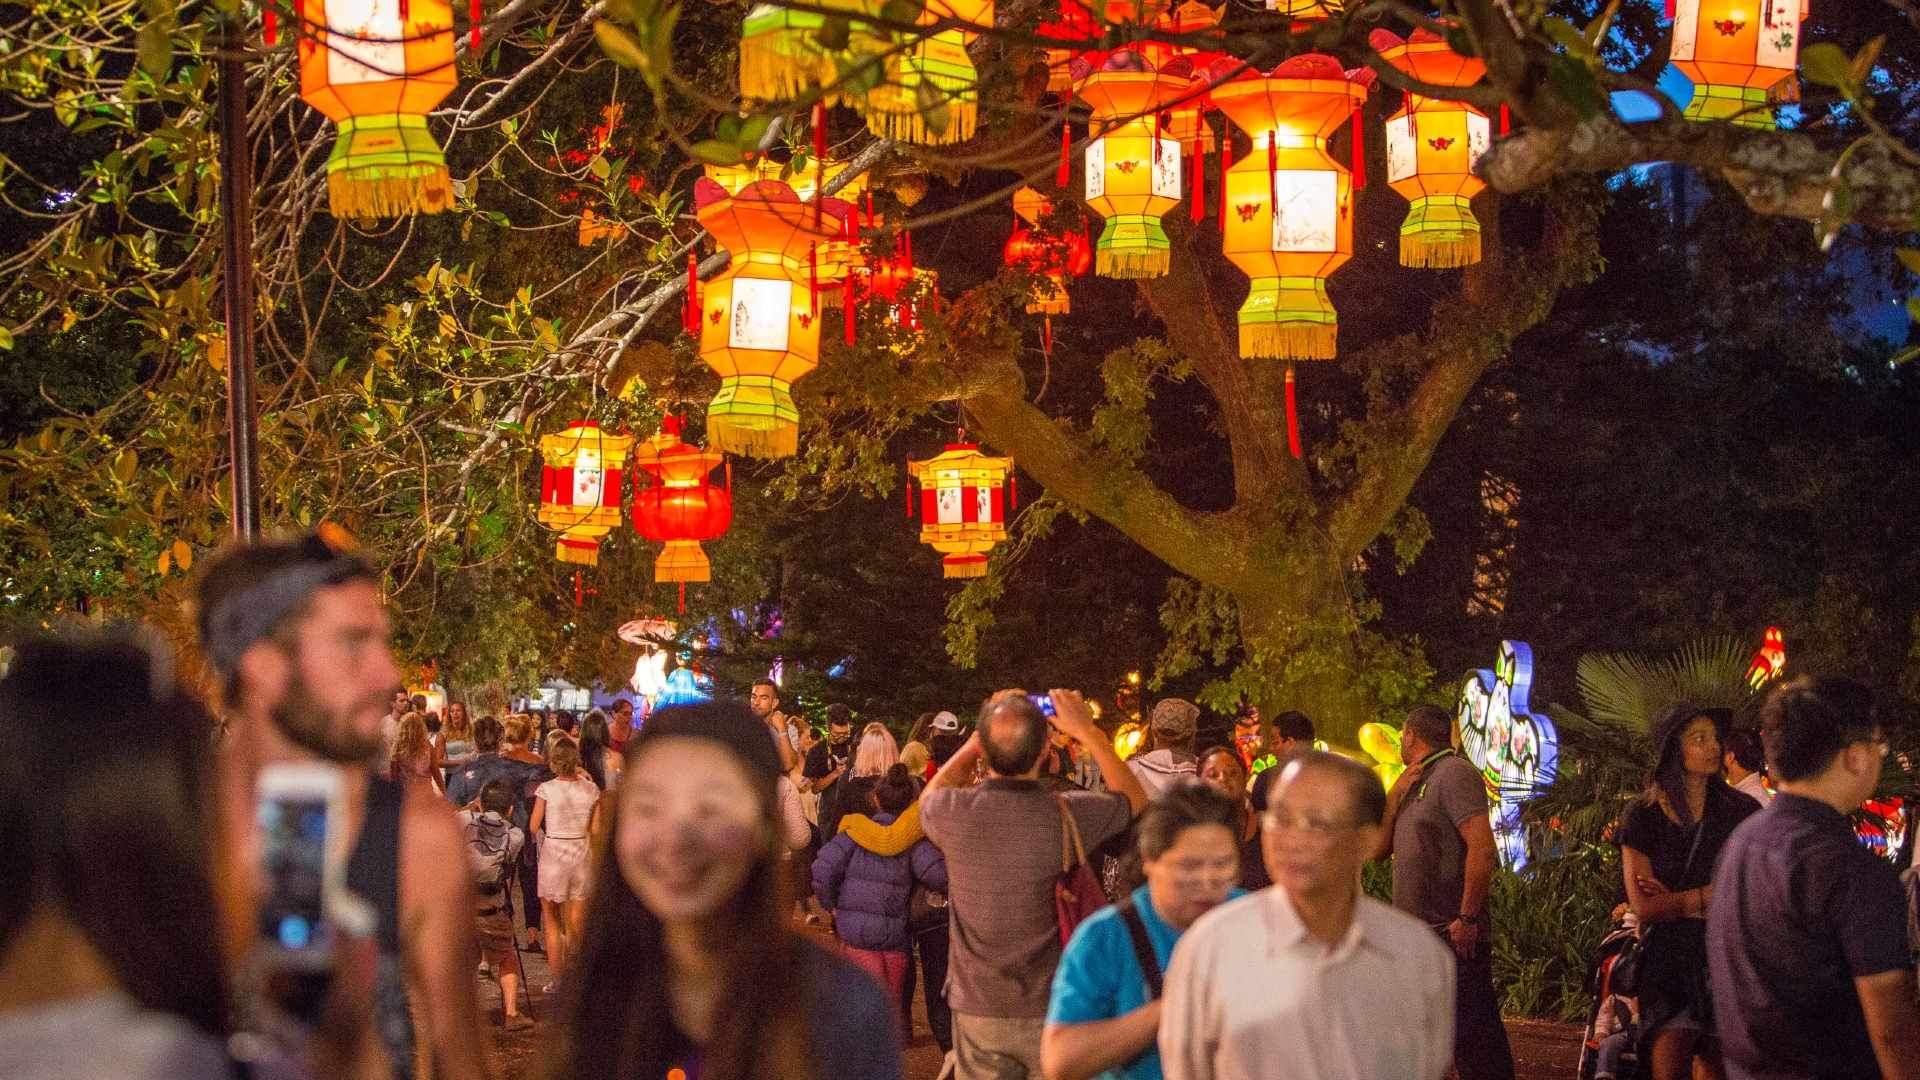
[1159,751,1456,1080]
[1724,726,1772,806]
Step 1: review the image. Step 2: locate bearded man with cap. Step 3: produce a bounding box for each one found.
[1128,699,1201,798]
[196,530,486,1080]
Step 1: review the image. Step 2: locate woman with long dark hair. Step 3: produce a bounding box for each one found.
[578,708,619,791]
[0,631,233,1077]
[1618,704,1762,1080]
[546,700,902,1080]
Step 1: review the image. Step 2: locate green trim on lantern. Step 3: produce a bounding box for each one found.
[861,28,978,144]
[1683,84,1776,130]
[740,4,828,101]
[1092,214,1170,279]
[708,375,800,459]
[326,114,452,220]
[1399,194,1482,269]
[1238,276,1337,361]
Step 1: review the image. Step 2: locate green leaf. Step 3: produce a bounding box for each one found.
[737,114,773,151]
[0,326,12,350]
[1888,344,1920,367]
[1545,54,1604,120]
[915,80,951,137]
[1799,43,1853,92]
[1897,249,1920,276]
[1906,295,1920,323]
[135,19,172,79]
[112,449,138,484]
[1850,35,1886,88]
[881,0,922,25]
[691,139,744,165]
[593,21,647,68]
[588,154,611,180]
[1542,18,1595,61]
[815,16,851,51]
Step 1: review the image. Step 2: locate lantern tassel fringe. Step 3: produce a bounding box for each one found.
[738,44,825,103]
[707,421,800,460]
[328,167,452,220]
[1400,234,1482,269]
[865,102,978,145]
[1242,323,1337,363]
[555,542,599,567]
[943,559,990,579]
[1095,248,1170,279]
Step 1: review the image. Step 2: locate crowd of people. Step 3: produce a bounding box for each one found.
[3,528,1920,1080]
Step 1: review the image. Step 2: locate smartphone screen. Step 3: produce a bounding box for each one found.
[257,792,330,954]
[1028,693,1058,718]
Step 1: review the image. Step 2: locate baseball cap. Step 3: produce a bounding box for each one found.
[1150,698,1200,741]
[930,710,960,732]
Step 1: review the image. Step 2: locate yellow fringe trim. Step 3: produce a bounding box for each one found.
[739,44,823,102]
[1096,247,1170,280]
[555,542,599,567]
[863,100,977,145]
[1025,294,1070,315]
[654,565,712,584]
[943,557,990,579]
[328,168,452,221]
[1400,234,1482,269]
[1241,322,1337,362]
[708,419,800,460]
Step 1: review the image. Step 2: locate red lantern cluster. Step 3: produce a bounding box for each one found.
[631,416,733,611]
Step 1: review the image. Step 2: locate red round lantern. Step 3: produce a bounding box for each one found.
[1003,224,1093,315]
[631,418,733,600]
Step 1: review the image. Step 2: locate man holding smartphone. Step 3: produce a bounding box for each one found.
[198,530,488,1080]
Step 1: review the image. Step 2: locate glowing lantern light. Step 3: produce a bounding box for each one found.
[862,1,992,144]
[694,178,853,458]
[906,442,1014,579]
[1457,640,1560,869]
[1151,2,1226,155]
[1209,53,1372,361]
[1113,721,1146,760]
[1670,0,1806,129]
[408,681,448,717]
[1038,0,1100,93]
[1357,722,1406,790]
[738,0,887,102]
[537,421,633,566]
[299,0,459,219]
[1373,28,1492,269]
[1746,625,1787,689]
[1074,50,1196,278]
[1003,223,1093,314]
[705,158,869,308]
[630,417,733,609]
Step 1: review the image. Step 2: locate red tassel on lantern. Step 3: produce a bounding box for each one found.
[1010,472,1018,510]
[264,4,278,44]
[1267,131,1278,216]
[1350,107,1366,191]
[293,0,307,54]
[865,191,875,229]
[470,0,482,50]
[1218,132,1229,231]
[677,582,686,614]
[1285,366,1303,459]
[905,477,914,517]
[1499,103,1511,136]
[844,283,857,345]
[811,101,827,227]
[1057,116,1072,190]
[809,243,819,317]
[1663,0,1675,17]
[683,252,699,335]
[399,0,408,20]
[1042,315,1054,356]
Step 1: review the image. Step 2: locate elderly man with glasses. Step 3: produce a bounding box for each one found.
[1158,751,1456,1080]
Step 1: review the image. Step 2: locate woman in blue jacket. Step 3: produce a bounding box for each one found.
[813,763,948,1034]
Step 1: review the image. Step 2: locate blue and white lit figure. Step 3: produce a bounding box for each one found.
[1457,640,1561,869]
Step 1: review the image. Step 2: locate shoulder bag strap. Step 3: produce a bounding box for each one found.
[1116,895,1165,999]
[1056,794,1089,870]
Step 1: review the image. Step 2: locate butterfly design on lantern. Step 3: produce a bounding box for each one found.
[1457,640,1560,869]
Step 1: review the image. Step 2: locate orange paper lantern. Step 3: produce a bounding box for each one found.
[1671,0,1806,129]
[906,443,1013,578]
[1374,28,1491,268]
[630,416,733,586]
[1073,50,1197,278]
[537,421,633,566]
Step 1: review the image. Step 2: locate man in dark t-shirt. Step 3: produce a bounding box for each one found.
[803,703,855,840]
[1710,676,1920,1080]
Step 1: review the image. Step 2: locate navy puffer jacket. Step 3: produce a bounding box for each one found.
[812,810,948,952]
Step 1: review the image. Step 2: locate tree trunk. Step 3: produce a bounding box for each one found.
[1233,551,1377,748]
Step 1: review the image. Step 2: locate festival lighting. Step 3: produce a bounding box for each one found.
[298,0,460,219]
[1373,28,1492,268]
[1457,640,1561,869]
[1670,0,1807,129]
[1745,625,1787,690]
[630,417,733,610]
[862,1,992,144]
[693,178,853,458]
[1113,721,1146,760]
[1210,53,1372,361]
[1073,50,1196,278]
[1357,722,1406,790]
[738,0,884,102]
[536,421,633,566]
[906,442,1014,579]
[1003,188,1093,353]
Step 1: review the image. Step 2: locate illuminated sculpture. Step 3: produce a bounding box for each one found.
[299,0,458,219]
[1745,625,1787,690]
[1670,0,1807,129]
[1074,50,1195,278]
[694,178,853,457]
[862,1,992,144]
[630,417,733,608]
[537,421,633,566]
[1373,28,1492,268]
[1357,722,1406,790]
[1457,640,1560,869]
[906,441,1014,579]
[1210,53,1372,361]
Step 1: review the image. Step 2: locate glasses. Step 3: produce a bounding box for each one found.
[1263,809,1360,837]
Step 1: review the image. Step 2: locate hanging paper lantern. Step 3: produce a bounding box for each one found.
[1151,2,1225,154]
[1746,625,1787,689]
[694,177,852,458]
[630,416,733,597]
[1671,0,1805,129]
[299,0,458,219]
[1373,29,1491,269]
[1038,0,1099,93]
[1209,53,1372,361]
[1073,51,1196,278]
[738,0,890,103]
[537,421,634,566]
[906,442,1014,578]
[859,1,991,144]
[1003,222,1093,314]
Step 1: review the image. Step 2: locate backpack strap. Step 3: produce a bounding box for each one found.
[1115,895,1164,1000]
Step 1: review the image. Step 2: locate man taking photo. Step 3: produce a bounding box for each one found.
[198,530,487,1080]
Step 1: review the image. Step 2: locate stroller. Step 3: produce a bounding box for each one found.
[1577,918,1642,1080]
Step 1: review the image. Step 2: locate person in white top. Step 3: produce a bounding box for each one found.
[1159,751,1457,1080]
[529,735,601,989]
[1723,726,1773,806]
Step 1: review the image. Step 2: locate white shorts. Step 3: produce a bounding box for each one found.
[537,836,591,903]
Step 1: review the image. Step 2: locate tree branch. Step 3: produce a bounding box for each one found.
[1478,114,1920,229]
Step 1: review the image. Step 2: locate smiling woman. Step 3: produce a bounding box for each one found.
[544,700,904,1080]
